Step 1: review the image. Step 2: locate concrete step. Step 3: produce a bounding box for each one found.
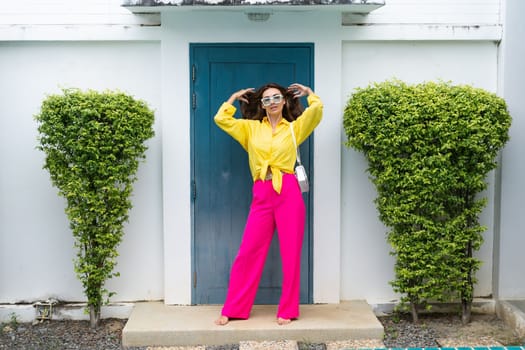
[122,301,384,348]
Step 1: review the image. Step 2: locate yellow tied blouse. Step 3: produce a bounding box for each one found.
[214,94,323,194]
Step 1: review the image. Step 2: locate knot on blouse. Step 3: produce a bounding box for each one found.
[260,162,284,194]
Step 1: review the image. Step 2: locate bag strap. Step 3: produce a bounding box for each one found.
[289,123,302,165]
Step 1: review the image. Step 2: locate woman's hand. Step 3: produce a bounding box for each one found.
[288,83,313,98]
[227,88,255,105]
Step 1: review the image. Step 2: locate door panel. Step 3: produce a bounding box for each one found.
[191,43,314,305]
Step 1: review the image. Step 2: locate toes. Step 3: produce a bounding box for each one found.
[215,316,229,326]
[277,317,292,325]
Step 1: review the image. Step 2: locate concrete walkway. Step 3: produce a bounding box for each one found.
[122,301,384,348]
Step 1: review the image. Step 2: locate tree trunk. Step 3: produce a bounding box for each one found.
[410,302,419,323]
[461,239,473,325]
[462,300,471,325]
[89,305,101,328]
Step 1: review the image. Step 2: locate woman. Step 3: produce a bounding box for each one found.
[213,82,323,326]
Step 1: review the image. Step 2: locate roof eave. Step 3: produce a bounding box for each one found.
[122,0,385,14]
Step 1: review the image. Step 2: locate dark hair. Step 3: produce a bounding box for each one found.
[240,83,305,122]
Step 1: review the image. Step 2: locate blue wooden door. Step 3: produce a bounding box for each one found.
[191,43,314,305]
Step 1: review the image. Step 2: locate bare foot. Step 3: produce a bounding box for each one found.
[215,315,229,326]
[277,317,292,325]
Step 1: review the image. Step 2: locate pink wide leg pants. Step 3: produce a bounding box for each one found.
[221,173,306,320]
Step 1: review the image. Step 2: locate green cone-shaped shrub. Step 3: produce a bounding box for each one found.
[343,80,511,323]
[36,88,155,327]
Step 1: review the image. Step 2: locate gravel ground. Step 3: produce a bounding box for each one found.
[380,313,524,348]
[1,313,523,349]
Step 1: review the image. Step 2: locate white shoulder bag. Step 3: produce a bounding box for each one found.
[290,123,309,193]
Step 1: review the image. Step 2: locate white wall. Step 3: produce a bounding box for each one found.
[497,0,525,299]
[2,0,521,310]
[0,0,158,25]
[0,41,164,303]
[343,0,500,25]
[340,40,500,303]
[0,0,160,41]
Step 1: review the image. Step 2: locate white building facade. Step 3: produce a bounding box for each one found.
[1,0,524,320]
